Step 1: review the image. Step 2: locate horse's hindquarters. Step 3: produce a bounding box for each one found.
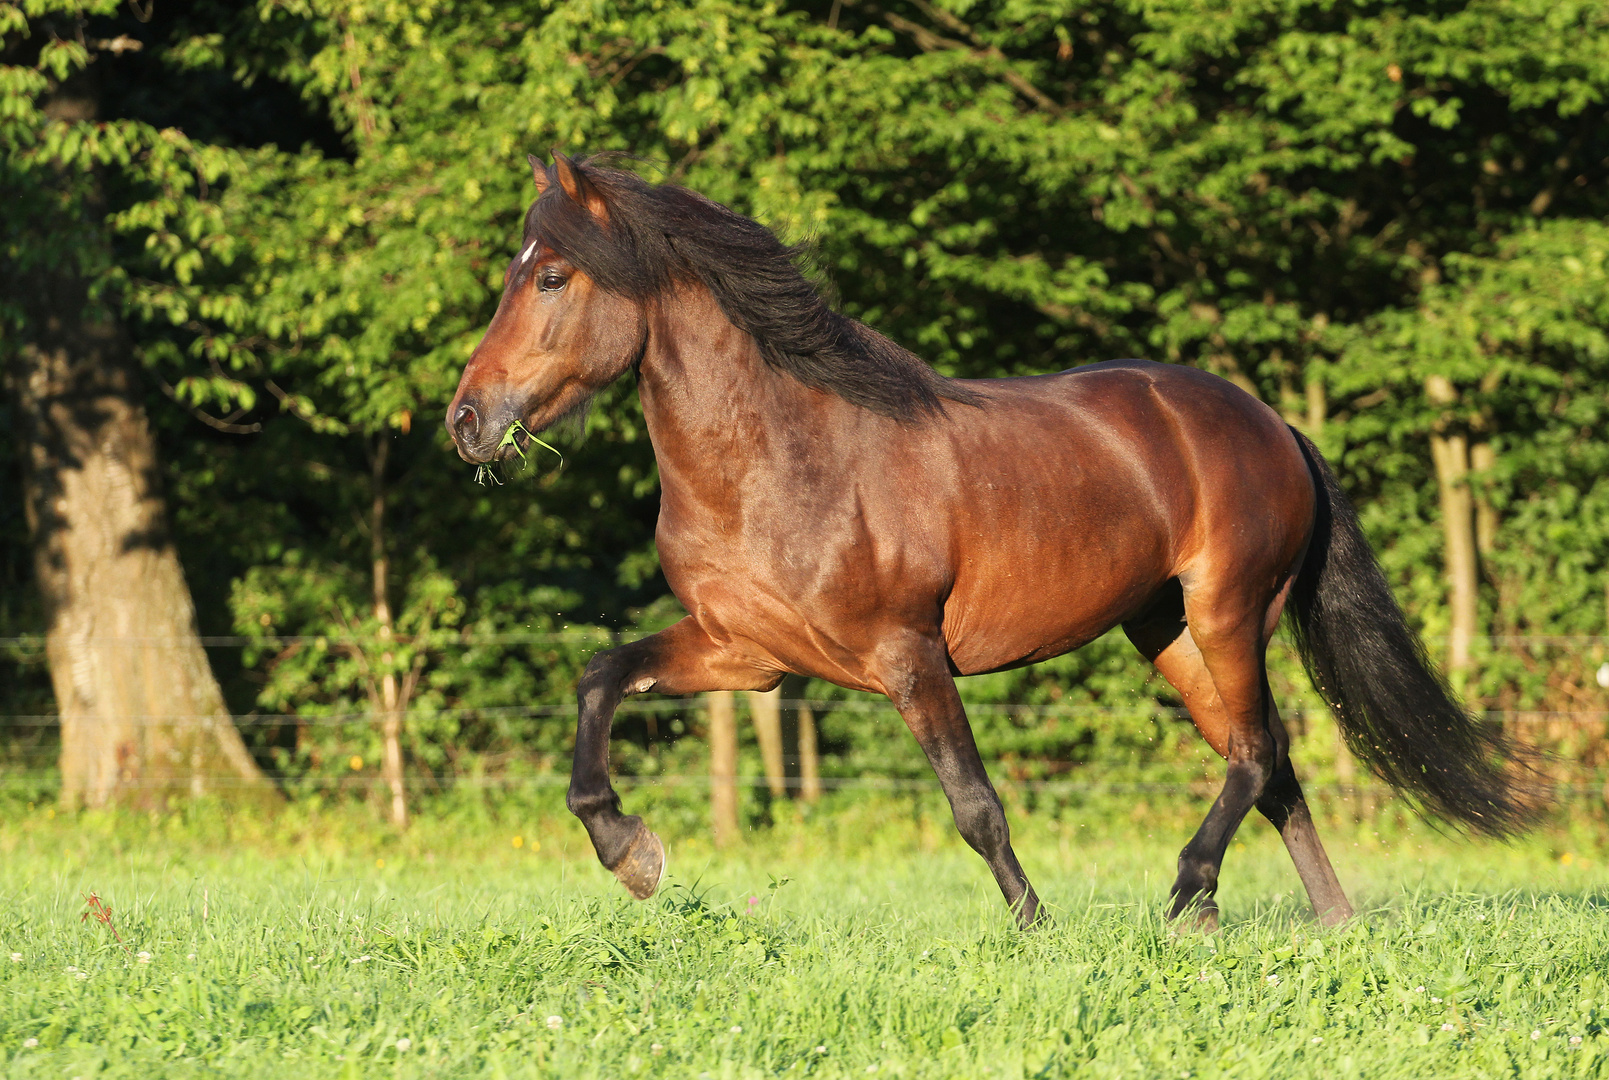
[934,362,1313,675]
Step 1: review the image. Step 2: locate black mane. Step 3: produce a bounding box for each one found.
[524,159,982,422]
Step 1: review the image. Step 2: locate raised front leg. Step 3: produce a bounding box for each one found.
[568,618,777,897]
[875,633,1042,928]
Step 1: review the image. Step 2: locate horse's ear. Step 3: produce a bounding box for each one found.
[529,153,550,194]
[551,149,610,223]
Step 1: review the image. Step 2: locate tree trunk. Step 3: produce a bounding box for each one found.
[746,687,786,798]
[1426,375,1479,675]
[1333,719,1356,790]
[6,256,273,810]
[708,691,739,845]
[1470,437,1498,557]
[370,438,408,828]
[1305,370,1327,434]
[777,675,822,803]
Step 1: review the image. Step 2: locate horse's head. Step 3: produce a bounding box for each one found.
[446,153,648,463]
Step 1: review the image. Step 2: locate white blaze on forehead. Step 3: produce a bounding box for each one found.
[519,241,537,265]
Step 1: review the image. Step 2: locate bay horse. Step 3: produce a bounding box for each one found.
[446,153,1539,929]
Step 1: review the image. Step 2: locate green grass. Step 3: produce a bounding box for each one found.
[2,794,1608,1078]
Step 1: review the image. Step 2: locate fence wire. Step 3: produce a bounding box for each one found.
[0,698,1606,727]
[2,632,1608,647]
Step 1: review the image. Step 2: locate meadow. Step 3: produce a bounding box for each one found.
[3,791,1608,1079]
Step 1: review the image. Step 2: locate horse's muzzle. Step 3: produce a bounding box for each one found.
[447,400,498,463]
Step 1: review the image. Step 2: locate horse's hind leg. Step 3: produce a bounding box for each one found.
[1124,603,1265,929]
[1125,585,1353,927]
[1256,760,1354,925]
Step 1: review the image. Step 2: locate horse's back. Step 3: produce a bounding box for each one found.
[961,359,1310,519]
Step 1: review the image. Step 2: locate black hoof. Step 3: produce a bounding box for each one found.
[1167,893,1220,933]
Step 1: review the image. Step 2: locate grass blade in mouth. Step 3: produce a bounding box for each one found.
[498,419,564,468]
[475,419,563,486]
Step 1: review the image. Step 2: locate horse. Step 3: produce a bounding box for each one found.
[446,152,1540,929]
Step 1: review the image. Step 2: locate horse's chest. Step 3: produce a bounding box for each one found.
[656,498,860,602]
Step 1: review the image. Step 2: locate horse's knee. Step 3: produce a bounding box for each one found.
[577,650,632,712]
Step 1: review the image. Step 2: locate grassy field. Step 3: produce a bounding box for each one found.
[2,792,1608,1079]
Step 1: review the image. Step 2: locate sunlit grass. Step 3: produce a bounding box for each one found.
[1,794,1606,1078]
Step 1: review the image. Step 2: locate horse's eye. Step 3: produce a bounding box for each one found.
[540,272,568,292]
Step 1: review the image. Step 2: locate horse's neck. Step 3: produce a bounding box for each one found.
[638,289,835,492]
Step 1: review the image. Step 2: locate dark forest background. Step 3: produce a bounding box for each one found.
[3,0,1607,818]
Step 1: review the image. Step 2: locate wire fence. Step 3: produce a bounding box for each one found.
[0,633,639,648]
[5,635,1606,802]
[4,633,1609,648]
[0,772,1605,795]
[1,698,1607,727]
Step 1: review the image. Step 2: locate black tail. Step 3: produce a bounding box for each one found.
[1286,429,1546,836]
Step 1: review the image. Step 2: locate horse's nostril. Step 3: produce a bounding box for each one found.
[454,404,479,440]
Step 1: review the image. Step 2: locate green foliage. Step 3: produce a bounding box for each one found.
[3,0,1609,791]
[1333,220,1609,705]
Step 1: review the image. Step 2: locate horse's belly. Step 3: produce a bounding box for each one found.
[940,538,1167,676]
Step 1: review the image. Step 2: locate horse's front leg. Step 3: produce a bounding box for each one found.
[568,617,777,898]
[875,632,1043,928]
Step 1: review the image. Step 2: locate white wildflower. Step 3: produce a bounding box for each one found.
[1441,1023,1455,1032]
[349,955,371,964]
[1571,1036,1583,1046]
[8,953,20,963]
[1311,1037,1322,1044]
[22,1038,38,1048]
[1532,1031,1542,1040]
[136,951,151,964]
[651,1043,664,1055]
[546,1015,563,1030]
[1415,986,1425,993]
[1265,974,1279,984]
[730,1026,742,1034]
[395,1038,411,1052]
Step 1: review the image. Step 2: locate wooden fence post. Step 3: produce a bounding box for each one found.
[708,691,739,845]
[746,687,786,798]
[797,698,822,802]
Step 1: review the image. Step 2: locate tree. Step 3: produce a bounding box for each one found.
[1334,221,1609,700]
[0,1,271,807]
